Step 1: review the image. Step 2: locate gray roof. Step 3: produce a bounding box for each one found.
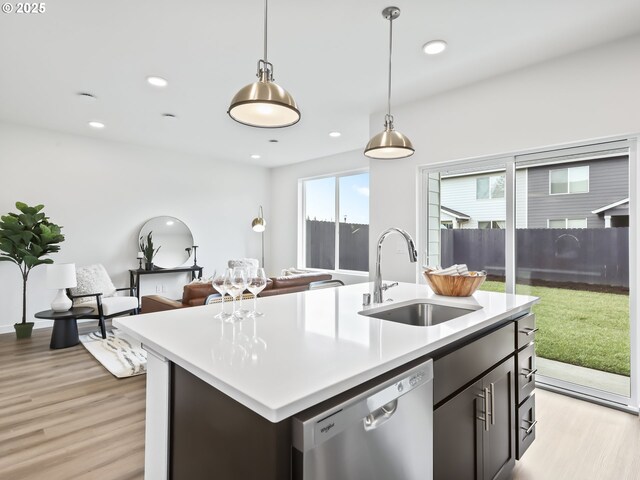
[441,206,470,220]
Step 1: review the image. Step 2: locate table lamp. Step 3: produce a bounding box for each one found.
[137,251,144,269]
[46,263,77,312]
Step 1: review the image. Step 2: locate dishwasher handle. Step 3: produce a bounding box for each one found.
[363,400,398,431]
[292,358,433,452]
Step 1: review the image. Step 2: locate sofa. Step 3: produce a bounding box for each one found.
[141,272,333,314]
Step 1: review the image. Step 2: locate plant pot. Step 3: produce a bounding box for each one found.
[145,262,154,271]
[14,322,34,339]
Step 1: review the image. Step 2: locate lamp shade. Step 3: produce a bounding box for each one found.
[137,251,145,259]
[46,263,77,289]
[252,217,266,232]
[364,126,415,159]
[229,80,300,128]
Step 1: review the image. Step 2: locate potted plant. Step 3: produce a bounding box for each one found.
[139,231,160,270]
[0,202,65,338]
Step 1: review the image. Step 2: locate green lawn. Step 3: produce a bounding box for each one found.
[480,281,630,376]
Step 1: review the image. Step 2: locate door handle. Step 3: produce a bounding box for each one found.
[519,327,539,336]
[363,400,398,431]
[477,388,490,431]
[489,382,495,425]
[521,368,538,379]
[521,419,537,437]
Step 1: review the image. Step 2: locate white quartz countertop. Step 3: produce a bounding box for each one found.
[115,282,537,422]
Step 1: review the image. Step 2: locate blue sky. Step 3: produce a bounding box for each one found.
[305,173,369,224]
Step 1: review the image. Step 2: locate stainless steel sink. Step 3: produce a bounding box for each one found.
[361,301,479,327]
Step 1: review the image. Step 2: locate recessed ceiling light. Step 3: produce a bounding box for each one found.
[329,131,341,138]
[251,154,261,159]
[147,76,168,87]
[77,92,97,100]
[88,121,105,129]
[422,40,447,55]
[268,139,279,143]
[161,113,177,119]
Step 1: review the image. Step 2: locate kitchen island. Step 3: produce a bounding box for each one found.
[115,282,538,479]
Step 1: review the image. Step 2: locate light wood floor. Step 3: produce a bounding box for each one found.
[1,325,639,480]
[513,389,640,480]
[0,323,145,480]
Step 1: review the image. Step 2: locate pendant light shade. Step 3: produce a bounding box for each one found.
[364,115,414,159]
[228,0,300,128]
[364,6,414,159]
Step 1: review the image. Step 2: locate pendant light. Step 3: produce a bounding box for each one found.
[228,0,300,128]
[364,6,414,159]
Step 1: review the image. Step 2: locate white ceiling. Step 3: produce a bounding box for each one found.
[1,0,639,167]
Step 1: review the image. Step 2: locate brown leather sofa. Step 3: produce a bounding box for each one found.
[141,272,333,314]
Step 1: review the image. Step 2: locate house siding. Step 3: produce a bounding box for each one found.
[441,171,527,228]
[526,156,629,228]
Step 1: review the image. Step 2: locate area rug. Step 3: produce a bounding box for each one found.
[79,329,147,378]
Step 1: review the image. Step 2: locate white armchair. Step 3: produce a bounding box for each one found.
[68,264,139,339]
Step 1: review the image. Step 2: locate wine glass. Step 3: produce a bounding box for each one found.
[228,267,247,320]
[247,267,267,317]
[211,269,231,320]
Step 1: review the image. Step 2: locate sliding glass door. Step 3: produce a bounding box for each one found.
[514,144,632,404]
[421,139,637,410]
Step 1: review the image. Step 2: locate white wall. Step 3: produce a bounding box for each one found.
[269,149,369,284]
[0,122,270,332]
[369,34,640,283]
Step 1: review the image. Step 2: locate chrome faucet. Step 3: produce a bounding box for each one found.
[373,227,418,303]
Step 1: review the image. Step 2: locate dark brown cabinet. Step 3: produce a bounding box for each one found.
[434,357,515,480]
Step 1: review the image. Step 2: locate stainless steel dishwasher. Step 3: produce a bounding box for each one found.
[292,358,433,480]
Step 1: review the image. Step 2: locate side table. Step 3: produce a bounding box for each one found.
[35,307,95,349]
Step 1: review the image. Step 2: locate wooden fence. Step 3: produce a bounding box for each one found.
[305,220,369,272]
[441,228,629,287]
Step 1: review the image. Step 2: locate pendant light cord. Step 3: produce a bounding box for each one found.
[263,0,268,63]
[387,13,393,119]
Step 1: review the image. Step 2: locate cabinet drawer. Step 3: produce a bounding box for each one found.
[517,393,536,460]
[434,322,515,405]
[516,314,537,350]
[516,343,536,405]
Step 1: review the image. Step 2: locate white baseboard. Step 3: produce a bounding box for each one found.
[0,319,52,334]
[0,318,96,335]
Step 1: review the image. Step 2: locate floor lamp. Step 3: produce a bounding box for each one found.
[251,205,266,268]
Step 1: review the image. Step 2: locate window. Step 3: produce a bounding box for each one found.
[302,172,369,272]
[478,220,505,229]
[441,221,453,229]
[547,218,587,228]
[549,166,589,194]
[476,175,505,199]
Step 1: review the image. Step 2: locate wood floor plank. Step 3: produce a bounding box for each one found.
[0,324,145,480]
[514,389,640,480]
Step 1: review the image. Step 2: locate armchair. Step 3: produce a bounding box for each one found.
[67,264,139,339]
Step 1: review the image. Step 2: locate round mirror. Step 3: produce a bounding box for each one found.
[139,216,194,269]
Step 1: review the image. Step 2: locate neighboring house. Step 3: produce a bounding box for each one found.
[526,156,629,228]
[440,170,528,228]
[440,156,629,229]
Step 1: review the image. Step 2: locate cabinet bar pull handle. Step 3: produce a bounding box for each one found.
[519,327,539,336]
[489,382,495,425]
[521,419,537,436]
[477,389,490,431]
[521,368,538,379]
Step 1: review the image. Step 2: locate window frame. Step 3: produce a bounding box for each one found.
[476,174,506,200]
[547,218,588,228]
[548,165,590,195]
[299,169,370,275]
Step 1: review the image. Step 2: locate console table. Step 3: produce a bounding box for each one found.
[129,266,203,301]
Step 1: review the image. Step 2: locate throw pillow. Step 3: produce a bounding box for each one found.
[228,258,259,269]
[70,264,117,304]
